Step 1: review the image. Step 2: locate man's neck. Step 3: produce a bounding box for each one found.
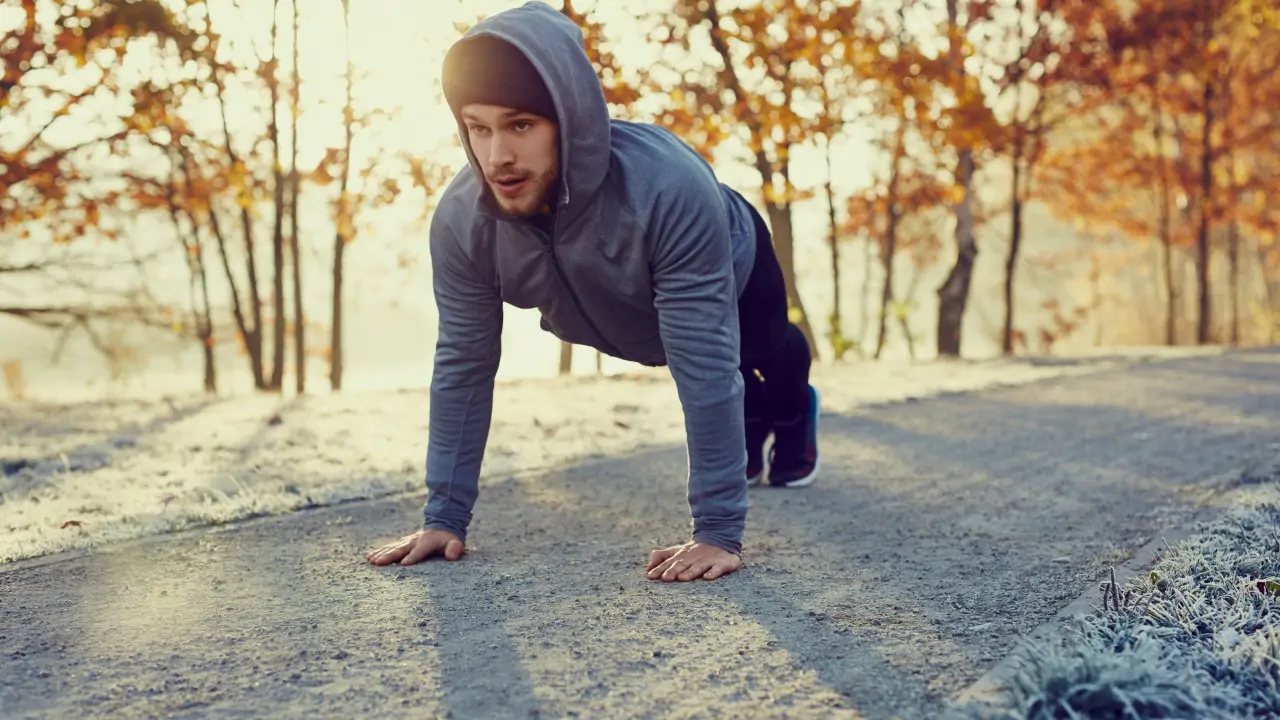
[529,206,555,236]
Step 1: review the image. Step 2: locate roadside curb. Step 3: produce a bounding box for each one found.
[942,453,1280,717]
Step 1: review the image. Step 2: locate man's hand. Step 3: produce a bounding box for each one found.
[366,529,465,566]
[645,541,742,582]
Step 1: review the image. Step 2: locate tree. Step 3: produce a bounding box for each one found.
[288,0,304,392]
[935,0,999,357]
[992,0,1105,355]
[266,0,288,390]
[330,0,355,391]
[0,0,197,337]
[648,0,863,360]
[196,0,270,389]
[164,135,217,393]
[1036,0,1279,348]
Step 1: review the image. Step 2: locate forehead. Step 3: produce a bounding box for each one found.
[460,104,535,123]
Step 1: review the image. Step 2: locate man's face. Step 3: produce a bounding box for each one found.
[461,104,559,218]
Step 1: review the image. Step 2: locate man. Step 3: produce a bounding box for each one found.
[366,0,819,583]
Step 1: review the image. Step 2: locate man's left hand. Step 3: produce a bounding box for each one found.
[645,541,742,582]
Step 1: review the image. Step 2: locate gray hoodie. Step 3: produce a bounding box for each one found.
[423,0,760,555]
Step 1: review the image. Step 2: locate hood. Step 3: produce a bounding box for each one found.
[444,1,611,224]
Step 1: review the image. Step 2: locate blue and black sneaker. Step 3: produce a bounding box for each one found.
[767,385,820,488]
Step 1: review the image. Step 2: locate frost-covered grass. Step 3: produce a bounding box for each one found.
[962,484,1280,719]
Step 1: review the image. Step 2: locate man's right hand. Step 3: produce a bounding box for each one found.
[366,529,465,566]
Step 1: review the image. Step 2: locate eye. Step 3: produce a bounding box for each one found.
[467,124,490,137]
[512,120,533,133]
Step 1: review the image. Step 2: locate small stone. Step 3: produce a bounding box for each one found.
[1052,557,1071,564]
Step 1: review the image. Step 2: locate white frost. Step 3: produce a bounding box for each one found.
[0,350,1217,563]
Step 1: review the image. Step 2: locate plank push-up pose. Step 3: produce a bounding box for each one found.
[367,1,819,582]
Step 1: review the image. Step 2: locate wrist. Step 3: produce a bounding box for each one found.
[691,532,742,558]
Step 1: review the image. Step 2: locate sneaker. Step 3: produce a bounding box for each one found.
[745,417,771,487]
[767,385,820,488]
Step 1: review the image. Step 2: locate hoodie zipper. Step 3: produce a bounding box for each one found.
[539,193,625,360]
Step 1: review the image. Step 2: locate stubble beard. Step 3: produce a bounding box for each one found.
[492,167,557,218]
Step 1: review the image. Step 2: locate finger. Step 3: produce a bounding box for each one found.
[646,554,679,580]
[367,533,418,562]
[677,559,714,582]
[443,538,464,561]
[400,537,441,566]
[368,542,409,566]
[645,547,677,572]
[703,557,740,581]
[661,557,695,582]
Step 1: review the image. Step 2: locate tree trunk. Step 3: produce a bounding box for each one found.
[1153,81,1176,346]
[331,0,355,392]
[699,1,817,359]
[1002,141,1024,355]
[763,200,819,358]
[875,120,905,360]
[823,133,844,360]
[595,350,603,375]
[875,213,896,362]
[196,234,217,394]
[1196,81,1214,346]
[1090,252,1104,346]
[1256,239,1277,344]
[859,232,874,357]
[897,265,924,361]
[289,0,304,394]
[166,145,217,395]
[936,0,978,358]
[213,63,266,389]
[1001,0,1027,356]
[1228,221,1239,345]
[559,341,573,376]
[331,227,345,391]
[897,308,916,360]
[267,0,287,391]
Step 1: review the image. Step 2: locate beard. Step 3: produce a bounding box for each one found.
[488,166,558,218]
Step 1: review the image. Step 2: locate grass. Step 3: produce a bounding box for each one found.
[958,484,1280,719]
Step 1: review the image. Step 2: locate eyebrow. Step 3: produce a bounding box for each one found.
[461,109,535,123]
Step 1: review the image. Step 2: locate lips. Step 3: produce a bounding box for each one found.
[493,176,528,198]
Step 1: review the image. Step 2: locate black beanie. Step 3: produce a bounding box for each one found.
[442,36,557,123]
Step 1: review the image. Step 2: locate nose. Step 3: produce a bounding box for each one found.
[486,133,515,168]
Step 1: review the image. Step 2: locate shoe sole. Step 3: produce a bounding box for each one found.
[773,385,821,489]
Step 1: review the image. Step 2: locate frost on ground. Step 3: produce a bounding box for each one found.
[0,350,1211,564]
[954,482,1280,720]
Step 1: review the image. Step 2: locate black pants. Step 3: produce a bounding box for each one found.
[736,198,812,429]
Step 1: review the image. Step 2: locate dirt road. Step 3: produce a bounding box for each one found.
[3,349,1278,719]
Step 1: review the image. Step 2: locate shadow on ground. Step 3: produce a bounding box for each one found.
[2,349,1279,719]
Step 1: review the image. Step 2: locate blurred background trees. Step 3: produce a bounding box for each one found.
[3,0,1278,400]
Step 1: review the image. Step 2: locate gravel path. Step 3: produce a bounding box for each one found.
[2,349,1278,719]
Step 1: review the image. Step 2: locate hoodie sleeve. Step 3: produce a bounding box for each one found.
[649,173,748,557]
[421,212,503,543]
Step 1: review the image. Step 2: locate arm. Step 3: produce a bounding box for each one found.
[421,213,503,544]
[650,175,748,556]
